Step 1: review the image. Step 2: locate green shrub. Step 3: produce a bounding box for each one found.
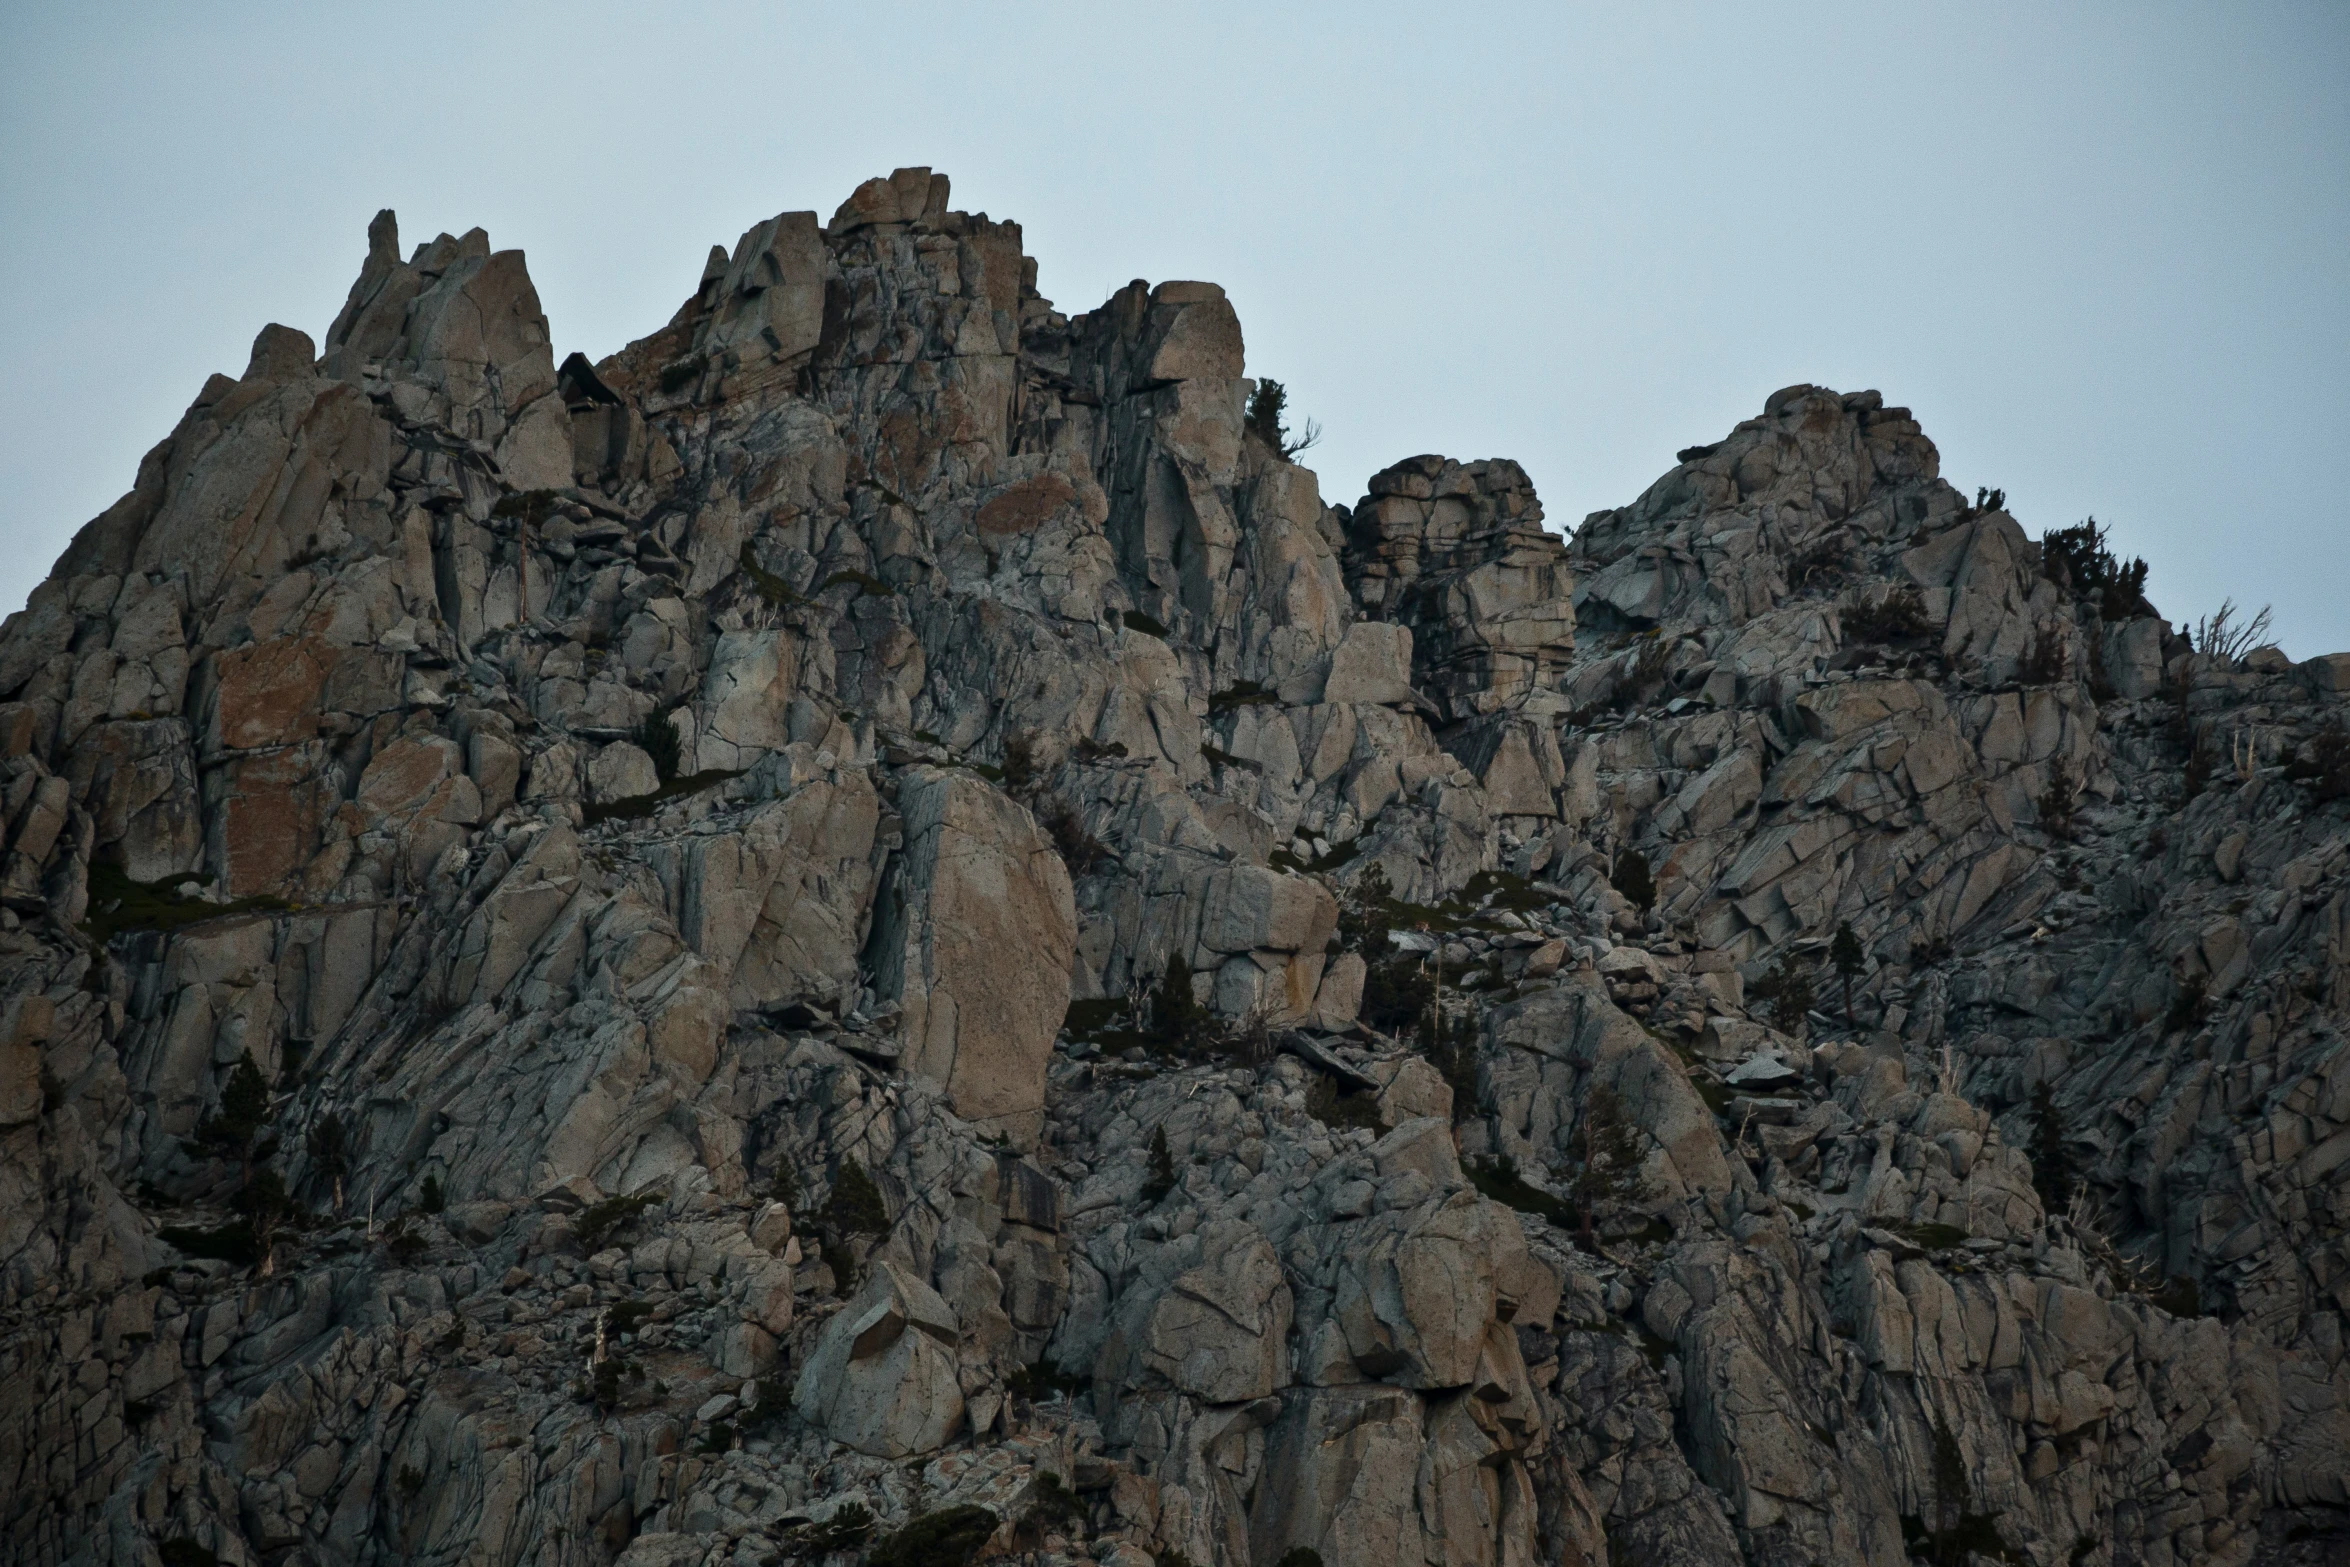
[1843,586,1934,649]
[1143,956,1220,1056]
[575,1191,659,1252]
[821,1237,861,1295]
[1570,1086,1647,1243]
[784,1502,875,1556]
[605,1300,655,1335]
[384,1219,427,1265]
[2165,973,2210,1035]
[1361,954,1433,1034]
[1749,951,1817,1030]
[1245,379,1320,458]
[819,568,895,598]
[820,1160,889,1237]
[159,1222,257,1267]
[79,861,291,947]
[633,709,682,782]
[2039,762,2077,840]
[1610,850,1655,915]
[1006,1358,1088,1401]
[2041,517,2152,620]
[735,542,810,608]
[1305,1074,1383,1133]
[1466,1156,1577,1228]
[868,1504,999,1567]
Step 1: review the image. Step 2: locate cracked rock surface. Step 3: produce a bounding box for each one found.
[2,167,2348,1567]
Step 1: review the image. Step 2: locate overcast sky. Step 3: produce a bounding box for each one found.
[5,4,2345,654]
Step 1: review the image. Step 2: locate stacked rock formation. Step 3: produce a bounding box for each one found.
[0,167,2346,1567]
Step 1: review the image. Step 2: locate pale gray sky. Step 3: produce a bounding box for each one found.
[5,4,2345,654]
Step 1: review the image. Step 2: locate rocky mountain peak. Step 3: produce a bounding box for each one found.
[1,167,2346,1567]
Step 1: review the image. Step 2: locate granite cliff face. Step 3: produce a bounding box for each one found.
[2,168,2347,1567]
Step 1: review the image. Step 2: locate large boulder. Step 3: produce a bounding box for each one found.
[793,1262,964,1457]
[1343,456,1575,719]
[1094,1218,1293,1411]
[875,769,1076,1145]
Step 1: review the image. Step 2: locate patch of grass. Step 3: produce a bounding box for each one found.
[1897,1221,1970,1252]
[1200,744,1261,773]
[696,1420,735,1454]
[1121,609,1169,637]
[1073,736,1129,762]
[81,861,291,946]
[736,543,812,608]
[1208,680,1279,714]
[819,568,895,598]
[581,768,743,826]
[657,357,703,395]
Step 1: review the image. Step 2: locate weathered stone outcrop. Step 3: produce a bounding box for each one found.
[0,168,2344,1567]
[874,767,1076,1145]
[1346,454,1577,721]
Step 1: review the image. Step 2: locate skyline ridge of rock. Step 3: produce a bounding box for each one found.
[1,166,2346,1567]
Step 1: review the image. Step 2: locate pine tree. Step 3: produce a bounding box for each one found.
[1141,1125,1176,1203]
[1147,955,1215,1055]
[307,1113,350,1213]
[1571,1086,1645,1246]
[2030,1081,2074,1210]
[198,1050,273,1183]
[1831,922,1866,1028]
